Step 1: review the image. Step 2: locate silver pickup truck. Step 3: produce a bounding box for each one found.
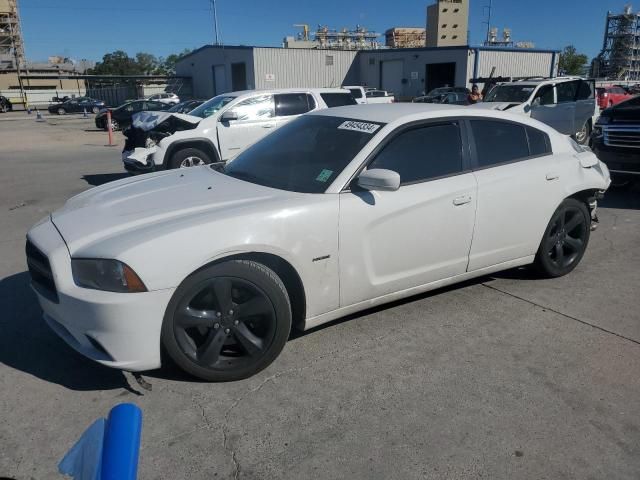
[472,77,597,145]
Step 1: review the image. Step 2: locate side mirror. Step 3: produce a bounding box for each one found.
[523,103,531,113]
[357,169,400,192]
[220,110,238,122]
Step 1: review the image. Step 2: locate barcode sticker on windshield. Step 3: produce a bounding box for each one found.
[338,121,381,134]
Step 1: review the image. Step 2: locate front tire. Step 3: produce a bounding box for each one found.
[57,107,66,115]
[92,106,100,114]
[161,260,292,381]
[169,147,212,169]
[533,198,590,278]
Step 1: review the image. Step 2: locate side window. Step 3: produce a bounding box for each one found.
[348,88,363,99]
[124,104,134,112]
[526,126,552,157]
[534,85,555,105]
[470,120,529,167]
[577,80,595,100]
[275,93,312,117]
[320,93,357,107]
[557,81,579,103]
[368,123,463,184]
[230,94,275,121]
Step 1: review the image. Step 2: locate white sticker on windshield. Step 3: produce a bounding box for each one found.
[338,120,381,134]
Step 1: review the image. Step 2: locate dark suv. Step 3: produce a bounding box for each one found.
[592,95,640,182]
[0,95,12,113]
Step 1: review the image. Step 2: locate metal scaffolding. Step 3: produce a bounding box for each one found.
[594,5,640,81]
[0,0,25,69]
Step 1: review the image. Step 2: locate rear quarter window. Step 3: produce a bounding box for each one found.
[321,93,358,108]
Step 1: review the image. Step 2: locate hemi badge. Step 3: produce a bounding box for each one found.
[312,255,330,262]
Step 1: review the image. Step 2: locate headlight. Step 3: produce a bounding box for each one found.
[71,259,147,293]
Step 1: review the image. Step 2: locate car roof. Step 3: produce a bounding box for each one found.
[230,87,350,97]
[310,103,561,133]
[311,103,460,122]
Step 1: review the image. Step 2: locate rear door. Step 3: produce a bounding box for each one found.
[575,79,596,130]
[467,119,564,270]
[339,120,477,306]
[216,94,275,160]
[274,93,315,128]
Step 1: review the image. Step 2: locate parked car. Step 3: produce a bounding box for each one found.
[474,77,597,144]
[122,88,357,173]
[0,95,12,113]
[48,97,105,115]
[365,89,395,104]
[147,92,180,105]
[342,85,383,104]
[414,90,469,105]
[596,85,633,109]
[413,87,470,104]
[26,104,610,381]
[166,99,205,114]
[94,100,172,131]
[592,95,640,184]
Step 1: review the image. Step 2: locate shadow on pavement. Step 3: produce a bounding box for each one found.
[82,173,129,187]
[0,271,141,392]
[600,184,640,210]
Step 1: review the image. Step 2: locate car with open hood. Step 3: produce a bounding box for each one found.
[94,99,173,131]
[473,77,597,145]
[27,104,610,382]
[121,88,357,173]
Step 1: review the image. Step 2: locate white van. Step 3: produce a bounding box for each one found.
[472,77,597,144]
[123,88,356,172]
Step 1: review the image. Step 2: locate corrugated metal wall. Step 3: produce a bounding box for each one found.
[253,48,358,90]
[476,50,556,79]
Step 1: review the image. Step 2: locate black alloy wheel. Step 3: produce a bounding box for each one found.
[162,260,291,381]
[534,198,590,277]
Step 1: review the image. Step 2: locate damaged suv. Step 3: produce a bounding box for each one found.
[473,77,597,144]
[122,88,357,173]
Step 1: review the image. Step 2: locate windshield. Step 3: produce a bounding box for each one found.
[190,95,236,118]
[427,88,449,96]
[222,115,385,193]
[484,85,535,103]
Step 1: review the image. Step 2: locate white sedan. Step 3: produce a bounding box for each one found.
[26,104,610,381]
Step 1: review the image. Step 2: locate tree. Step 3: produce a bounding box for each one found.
[87,49,193,76]
[558,45,589,76]
[88,50,141,75]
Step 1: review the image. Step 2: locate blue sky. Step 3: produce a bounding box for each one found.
[19,0,628,62]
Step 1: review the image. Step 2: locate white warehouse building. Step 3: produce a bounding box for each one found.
[176,45,559,100]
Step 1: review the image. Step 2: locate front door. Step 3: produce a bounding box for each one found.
[531,82,576,135]
[216,94,276,160]
[339,121,477,307]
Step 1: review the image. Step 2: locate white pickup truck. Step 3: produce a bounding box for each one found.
[343,86,395,104]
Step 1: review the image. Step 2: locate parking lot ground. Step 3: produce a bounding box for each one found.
[1,115,639,479]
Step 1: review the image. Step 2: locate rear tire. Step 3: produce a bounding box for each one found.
[169,147,212,169]
[574,121,591,145]
[57,107,66,115]
[533,198,591,278]
[161,260,292,381]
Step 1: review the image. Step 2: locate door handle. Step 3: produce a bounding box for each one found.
[453,195,472,206]
[262,123,275,129]
[546,173,559,181]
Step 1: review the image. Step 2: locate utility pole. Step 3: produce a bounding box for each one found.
[483,0,493,44]
[211,0,220,45]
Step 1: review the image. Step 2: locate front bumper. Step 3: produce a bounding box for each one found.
[592,136,640,175]
[27,218,174,371]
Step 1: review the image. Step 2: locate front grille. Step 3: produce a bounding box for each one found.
[603,124,640,149]
[25,240,59,303]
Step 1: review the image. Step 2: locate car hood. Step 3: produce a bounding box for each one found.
[470,102,522,111]
[132,111,201,131]
[51,167,292,254]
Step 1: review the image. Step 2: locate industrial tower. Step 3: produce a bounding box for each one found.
[0,0,25,70]
[594,5,640,80]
